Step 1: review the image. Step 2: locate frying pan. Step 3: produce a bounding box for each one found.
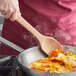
[0,37,76,76]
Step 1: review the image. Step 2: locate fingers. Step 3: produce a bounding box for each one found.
[5,2,14,19]
[9,0,21,21]
[5,12,12,19]
[10,9,17,21]
[0,0,8,15]
[0,0,21,21]
[1,11,6,15]
[10,0,21,15]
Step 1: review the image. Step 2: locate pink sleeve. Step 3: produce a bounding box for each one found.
[59,0,76,11]
[58,0,76,30]
[58,0,76,45]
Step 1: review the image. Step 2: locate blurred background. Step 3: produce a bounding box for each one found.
[0,13,4,36]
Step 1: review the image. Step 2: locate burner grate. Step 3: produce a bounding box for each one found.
[0,56,27,76]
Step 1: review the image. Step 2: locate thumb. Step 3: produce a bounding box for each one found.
[17,7,21,15]
[10,0,21,15]
[15,0,21,15]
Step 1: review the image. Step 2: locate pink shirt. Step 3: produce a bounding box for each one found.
[1,0,76,55]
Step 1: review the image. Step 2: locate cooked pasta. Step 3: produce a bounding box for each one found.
[29,48,76,73]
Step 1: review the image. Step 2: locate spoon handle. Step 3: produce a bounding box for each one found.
[16,14,43,41]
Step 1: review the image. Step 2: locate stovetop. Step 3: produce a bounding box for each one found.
[0,56,27,76]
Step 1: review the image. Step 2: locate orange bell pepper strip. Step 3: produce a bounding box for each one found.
[73,69,76,72]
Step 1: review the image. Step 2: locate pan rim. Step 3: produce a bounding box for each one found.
[18,45,76,57]
[17,45,76,74]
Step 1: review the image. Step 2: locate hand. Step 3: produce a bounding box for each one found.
[0,0,21,21]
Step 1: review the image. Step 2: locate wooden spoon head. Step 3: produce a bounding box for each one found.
[40,36,62,55]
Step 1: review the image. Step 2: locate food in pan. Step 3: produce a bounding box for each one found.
[29,48,76,73]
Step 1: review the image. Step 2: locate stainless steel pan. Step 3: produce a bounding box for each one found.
[0,37,76,76]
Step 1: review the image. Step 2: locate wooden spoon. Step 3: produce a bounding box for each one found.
[16,14,62,55]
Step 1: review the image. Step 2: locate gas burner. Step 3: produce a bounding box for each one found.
[0,56,27,76]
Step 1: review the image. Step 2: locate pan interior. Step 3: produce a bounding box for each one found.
[18,45,76,68]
